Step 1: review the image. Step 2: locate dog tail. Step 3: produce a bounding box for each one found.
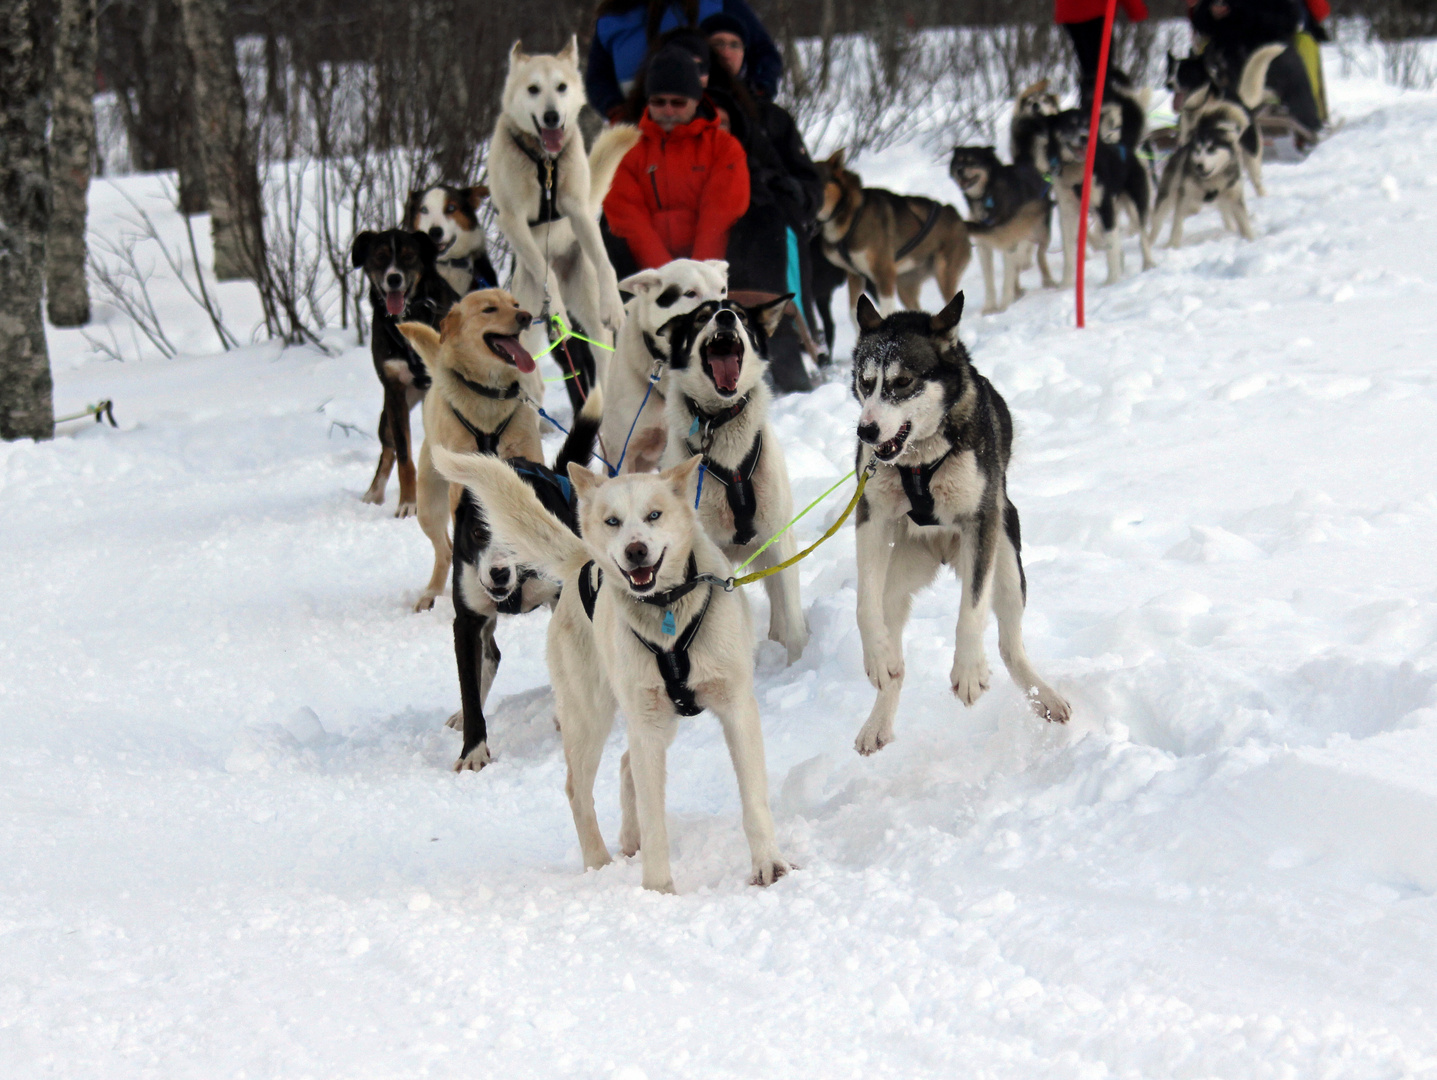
[431,447,588,583]
[553,383,604,474]
[588,124,641,206]
[1239,42,1286,111]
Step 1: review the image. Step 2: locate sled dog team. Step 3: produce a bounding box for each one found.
[344,37,1290,893]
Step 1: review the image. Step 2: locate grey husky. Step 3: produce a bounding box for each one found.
[849,292,1069,755]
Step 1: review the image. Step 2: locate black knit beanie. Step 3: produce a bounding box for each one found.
[699,12,749,45]
[646,46,704,100]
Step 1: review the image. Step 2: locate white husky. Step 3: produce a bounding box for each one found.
[602,259,730,474]
[488,38,640,373]
[432,448,790,894]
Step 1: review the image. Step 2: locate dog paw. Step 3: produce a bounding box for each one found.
[854,716,895,756]
[862,639,904,690]
[414,593,437,613]
[950,653,991,706]
[361,486,385,505]
[599,287,625,333]
[453,741,491,771]
[1028,685,1071,724]
[395,500,417,519]
[619,824,640,858]
[981,304,1001,316]
[445,710,462,730]
[750,855,792,887]
[642,874,676,894]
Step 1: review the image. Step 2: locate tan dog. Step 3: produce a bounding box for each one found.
[814,148,972,320]
[398,289,545,612]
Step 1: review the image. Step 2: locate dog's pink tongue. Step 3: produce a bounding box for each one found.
[384,291,405,317]
[710,355,741,393]
[491,335,536,374]
[540,127,564,155]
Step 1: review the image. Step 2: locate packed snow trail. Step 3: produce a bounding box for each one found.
[4,73,1437,1077]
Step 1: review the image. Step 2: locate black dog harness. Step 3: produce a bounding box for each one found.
[894,199,942,260]
[437,255,494,291]
[380,295,442,389]
[683,394,762,545]
[512,134,563,226]
[450,403,517,455]
[574,555,715,717]
[894,445,954,527]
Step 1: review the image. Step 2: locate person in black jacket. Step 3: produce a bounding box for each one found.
[1189,0,1322,133]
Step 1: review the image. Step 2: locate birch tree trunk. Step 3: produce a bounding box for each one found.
[46,0,95,327]
[0,0,54,441]
[177,0,262,281]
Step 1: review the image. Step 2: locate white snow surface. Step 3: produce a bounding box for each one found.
[6,69,1437,1078]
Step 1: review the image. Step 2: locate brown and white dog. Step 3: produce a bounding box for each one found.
[404,185,502,297]
[397,289,546,612]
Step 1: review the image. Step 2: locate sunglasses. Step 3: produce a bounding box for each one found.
[648,96,694,109]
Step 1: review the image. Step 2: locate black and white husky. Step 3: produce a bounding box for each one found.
[1149,100,1256,246]
[849,292,1069,756]
[660,295,808,664]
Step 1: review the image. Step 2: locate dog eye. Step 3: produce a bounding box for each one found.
[685,290,696,298]
[890,376,912,390]
[646,510,661,522]
[445,202,457,213]
[483,306,497,313]
[528,85,539,95]
[605,516,620,528]
[859,377,876,395]
[557,83,568,93]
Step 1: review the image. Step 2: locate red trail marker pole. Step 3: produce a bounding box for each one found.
[1076,0,1119,329]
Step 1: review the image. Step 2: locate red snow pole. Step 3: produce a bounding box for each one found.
[1075,0,1119,329]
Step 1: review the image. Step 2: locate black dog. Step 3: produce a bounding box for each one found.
[350,229,460,516]
[448,395,602,771]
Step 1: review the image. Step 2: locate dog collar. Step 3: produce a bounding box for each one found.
[632,551,707,607]
[682,393,749,444]
[458,373,523,401]
[512,131,564,226]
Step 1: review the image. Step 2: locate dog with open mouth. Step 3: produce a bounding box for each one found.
[1149,99,1257,247]
[601,258,730,476]
[431,448,790,894]
[849,291,1069,757]
[659,294,809,664]
[351,228,461,517]
[405,184,501,298]
[487,37,640,414]
[397,288,548,613]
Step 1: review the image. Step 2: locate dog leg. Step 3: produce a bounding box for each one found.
[855,515,902,693]
[1168,204,1187,249]
[978,246,999,315]
[1244,149,1266,198]
[871,252,900,315]
[1036,226,1058,288]
[414,445,453,612]
[618,750,640,856]
[760,531,808,665]
[453,610,493,770]
[1001,250,1019,310]
[497,209,563,316]
[364,407,395,505]
[627,714,679,892]
[1104,226,1123,285]
[1137,208,1156,271]
[1230,194,1256,241]
[383,382,418,517]
[845,273,865,332]
[558,666,617,871]
[1058,196,1079,288]
[951,514,997,707]
[565,205,626,333]
[712,690,790,886]
[993,502,1070,723]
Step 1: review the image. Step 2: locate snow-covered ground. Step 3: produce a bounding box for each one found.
[6,61,1437,1078]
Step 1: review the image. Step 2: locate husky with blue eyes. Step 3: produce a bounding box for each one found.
[849,291,1070,757]
[432,448,790,895]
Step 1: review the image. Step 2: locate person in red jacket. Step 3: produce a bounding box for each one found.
[603,47,750,271]
[1055,0,1149,93]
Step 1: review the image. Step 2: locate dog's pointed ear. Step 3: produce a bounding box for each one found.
[855,294,883,334]
[662,455,703,502]
[825,147,845,171]
[397,323,441,370]
[619,268,663,298]
[566,461,603,502]
[930,291,965,339]
[509,40,527,67]
[350,231,377,269]
[746,293,792,338]
[466,184,489,209]
[703,258,729,277]
[559,34,578,64]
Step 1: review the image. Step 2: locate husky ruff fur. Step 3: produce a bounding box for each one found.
[849,292,1069,756]
[433,450,791,894]
[488,38,640,405]
[659,294,809,664]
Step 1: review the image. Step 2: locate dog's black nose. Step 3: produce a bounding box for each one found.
[857,422,879,444]
[386,272,403,289]
[543,110,560,128]
[625,542,648,566]
[428,226,443,241]
[515,310,533,330]
[715,308,737,328]
[489,566,511,586]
